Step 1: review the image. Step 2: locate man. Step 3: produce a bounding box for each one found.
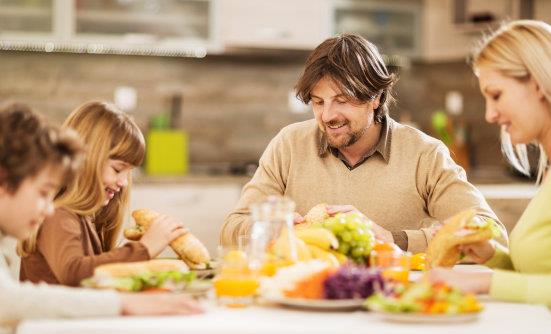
[220,34,505,253]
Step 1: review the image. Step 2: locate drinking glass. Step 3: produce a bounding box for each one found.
[213,246,259,308]
[369,250,410,284]
[248,196,299,275]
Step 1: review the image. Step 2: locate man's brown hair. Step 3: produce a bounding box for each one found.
[0,102,84,193]
[295,33,396,123]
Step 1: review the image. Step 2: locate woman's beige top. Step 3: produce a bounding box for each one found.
[20,208,150,287]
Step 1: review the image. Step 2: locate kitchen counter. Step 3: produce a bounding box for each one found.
[475,184,538,199]
[133,174,251,185]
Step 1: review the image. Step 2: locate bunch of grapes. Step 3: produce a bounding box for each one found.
[313,213,375,264]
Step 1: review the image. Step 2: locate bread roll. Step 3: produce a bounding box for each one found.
[127,209,211,266]
[296,203,329,229]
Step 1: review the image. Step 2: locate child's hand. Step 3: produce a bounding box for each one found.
[121,293,203,315]
[139,215,187,258]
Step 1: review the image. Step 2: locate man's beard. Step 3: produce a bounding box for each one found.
[325,121,366,149]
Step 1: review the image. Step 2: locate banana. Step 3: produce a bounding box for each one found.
[270,228,312,262]
[307,245,340,267]
[295,228,339,250]
[328,250,349,265]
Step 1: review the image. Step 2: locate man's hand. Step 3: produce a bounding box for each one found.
[293,212,305,225]
[326,204,393,243]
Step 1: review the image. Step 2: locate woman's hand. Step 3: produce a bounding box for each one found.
[120,293,203,315]
[459,240,496,264]
[326,205,393,243]
[139,215,187,258]
[426,268,492,294]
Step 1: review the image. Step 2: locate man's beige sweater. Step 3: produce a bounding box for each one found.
[221,117,505,253]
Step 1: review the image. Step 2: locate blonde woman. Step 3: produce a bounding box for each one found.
[19,101,187,286]
[1,103,200,333]
[428,20,551,305]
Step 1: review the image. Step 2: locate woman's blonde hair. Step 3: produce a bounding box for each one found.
[19,101,145,256]
[472,20,551,182]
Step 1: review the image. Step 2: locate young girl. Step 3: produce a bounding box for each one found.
[428,20,551,305]
[19,101,187,286]
[0,102,201,332]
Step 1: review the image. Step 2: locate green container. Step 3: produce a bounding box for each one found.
[146,130,188,175]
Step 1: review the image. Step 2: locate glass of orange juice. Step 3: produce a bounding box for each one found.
[213,247,260,308]
[369,250,410,284]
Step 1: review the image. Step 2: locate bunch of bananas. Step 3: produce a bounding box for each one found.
[296,228,347,267]
[269,227,346,267]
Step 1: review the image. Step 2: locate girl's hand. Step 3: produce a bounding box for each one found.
[426,268,492,294]
[459,240,496,264]
[120,293,203,315]
[139,215,187,258]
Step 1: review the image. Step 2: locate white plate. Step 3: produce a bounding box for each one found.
[373,311,480,323]
[181,280,212,297]
[263,296,365,311]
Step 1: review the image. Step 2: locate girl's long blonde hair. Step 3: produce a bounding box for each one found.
[19,101,145,255]
[472,20,551,182]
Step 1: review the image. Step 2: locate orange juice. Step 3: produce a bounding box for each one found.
[382,268,409,284]
[213,276,259,297]
[213,275,259,308]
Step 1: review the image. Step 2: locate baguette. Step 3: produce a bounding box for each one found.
[125,209,211,268]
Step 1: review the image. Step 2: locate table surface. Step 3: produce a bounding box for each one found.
[16,300,551,334]
[16,265,551,334]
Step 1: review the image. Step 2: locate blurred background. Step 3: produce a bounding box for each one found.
[1,0,548,256]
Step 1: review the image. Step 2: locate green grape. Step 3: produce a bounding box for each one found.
[319,212,375,264]
[341,231,352,242]
[323,217,338,229]
[338,243,350,254]
[346,220,357,230]
[351,246,364,258]
[332,222,345,233]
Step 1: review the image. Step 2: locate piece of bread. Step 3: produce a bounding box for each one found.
[426,209,493,269]
[127,209,211,266]
[171,232,210,265]
[123,226,143,241]
[298,203,330,228]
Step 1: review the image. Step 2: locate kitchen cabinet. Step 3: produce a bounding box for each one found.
[0,0,219,57]
[0,0,53,34]
[423,0,536,62]
[333,0,422,59]
[220,0,332,50]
